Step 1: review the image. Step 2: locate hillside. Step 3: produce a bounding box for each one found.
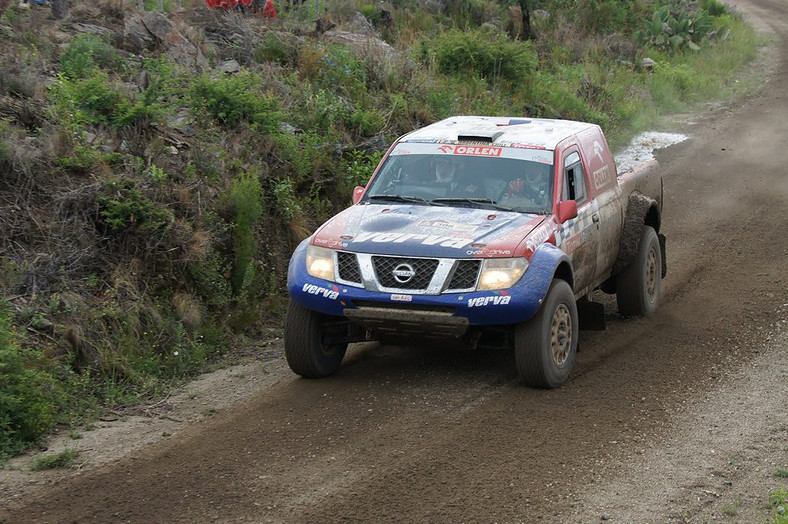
[0,0,760,459]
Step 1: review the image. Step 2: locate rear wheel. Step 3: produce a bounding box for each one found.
[285,300,348,378]
[616,225,661,316]
[515,279,578,388]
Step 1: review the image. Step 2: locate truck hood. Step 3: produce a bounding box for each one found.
[311,204,547,258]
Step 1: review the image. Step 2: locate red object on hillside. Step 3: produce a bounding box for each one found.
[205,0,276,17]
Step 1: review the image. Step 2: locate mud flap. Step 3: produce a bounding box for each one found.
[577,300,606,331]
[658,233,667,278]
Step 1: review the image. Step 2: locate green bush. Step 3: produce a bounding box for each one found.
[97,184,172,235]
[0,302,59,460]
[60,33,118,80]
[316,45,368,100]
[254,33,297,66]
[702,0,727,17]
[190,71,280,131]
[49,71,121,126]
[29,449,79,471]
[418,29,537,85]
[189,250,233,307]
[636,6,714,52]
[0,126,11,172]
[272,177,303,221]
[228,171,264,293]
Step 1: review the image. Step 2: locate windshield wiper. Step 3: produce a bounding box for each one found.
[367,194,444,206]
[432,197,513,211]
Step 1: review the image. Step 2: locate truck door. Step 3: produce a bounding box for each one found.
[556,149,599,294]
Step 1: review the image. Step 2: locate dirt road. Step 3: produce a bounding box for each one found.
[2,0,788,522]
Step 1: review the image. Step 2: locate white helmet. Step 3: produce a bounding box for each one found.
[435,157,457,183]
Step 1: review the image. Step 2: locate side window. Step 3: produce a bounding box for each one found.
[562,151,588,204]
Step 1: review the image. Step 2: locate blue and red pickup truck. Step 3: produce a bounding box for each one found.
[285,116,666,388]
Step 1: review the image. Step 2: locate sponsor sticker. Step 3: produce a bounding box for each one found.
[592,164,613,190]
[353,231,470,248]
[302,283,340,300]
[419,220,479,233]
[391,294,413,302]
[453,145,502,157]
[467,291,511,308]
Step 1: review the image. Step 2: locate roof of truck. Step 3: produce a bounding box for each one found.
[400,116,595,151]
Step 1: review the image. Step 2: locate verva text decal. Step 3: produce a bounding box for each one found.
[302,283,339,300]
[354,231,470,248]
[468,295,511,307]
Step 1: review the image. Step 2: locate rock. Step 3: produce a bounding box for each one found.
[353,134,387,154]
[121,12,207,71]
[71,23,113,37]
[278,122,301,135]
[218,59,241,74]
[167,109,194,136]
[123,14,157,53]
[641,57,656,71]
[322,30,398,60]
[348,11,375,35]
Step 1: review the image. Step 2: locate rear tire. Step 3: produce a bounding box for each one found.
[616,225,661,317]
[285,300,348,378]
[515,279,578,389]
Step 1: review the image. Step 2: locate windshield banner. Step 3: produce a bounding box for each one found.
[390,143,554,165]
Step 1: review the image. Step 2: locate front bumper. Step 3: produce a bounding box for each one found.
[287,240,564,335]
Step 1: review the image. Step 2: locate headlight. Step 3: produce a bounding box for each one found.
[306,245,336,281]
[477,258,528,291]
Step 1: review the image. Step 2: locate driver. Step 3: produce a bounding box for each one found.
[434,156,481,196]
[505,170,551,207]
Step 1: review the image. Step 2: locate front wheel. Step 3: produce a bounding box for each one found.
[284,300,348,378]
[515,279,578,389]
[615,225,662,317]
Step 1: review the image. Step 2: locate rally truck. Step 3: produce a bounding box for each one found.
[285,116,665,388]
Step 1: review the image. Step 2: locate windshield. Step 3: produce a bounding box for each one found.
[361,143,555,214]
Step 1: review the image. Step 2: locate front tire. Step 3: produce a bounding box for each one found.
[284,300,348,378]
[615,225,661,317]
[515,279,578,388]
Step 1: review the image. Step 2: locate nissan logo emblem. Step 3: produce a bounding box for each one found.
[392,263,415,284]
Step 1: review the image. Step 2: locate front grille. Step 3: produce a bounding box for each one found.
[447,260,481,290]
[337,251,361,283]
[372,256,438,290]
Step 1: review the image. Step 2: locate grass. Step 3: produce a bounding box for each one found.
[723,498,741,517]
[776,467,788,478]
[29,449,79,471]
[769,486,788,523]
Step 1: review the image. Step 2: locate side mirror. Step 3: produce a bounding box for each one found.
[557,200,578,223]
[352,186,365,205]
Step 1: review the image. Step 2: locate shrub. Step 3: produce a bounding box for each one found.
[29,449,79,471]
[254,33,297,66]
[0,302,59,459]
[189,250,233,307]
[702,0,727,17]
[636,6,714,52]
[272,177,303,221]
[418,29,537,85]
[316,45,368,100]
[342,149,384,189]
[60,33,118,80]
[228,171,264,293]
[190,71,280,131]
[96,183,172,235]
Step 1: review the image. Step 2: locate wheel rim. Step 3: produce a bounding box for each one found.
[646,246,658,303]
[551,303,572,367]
